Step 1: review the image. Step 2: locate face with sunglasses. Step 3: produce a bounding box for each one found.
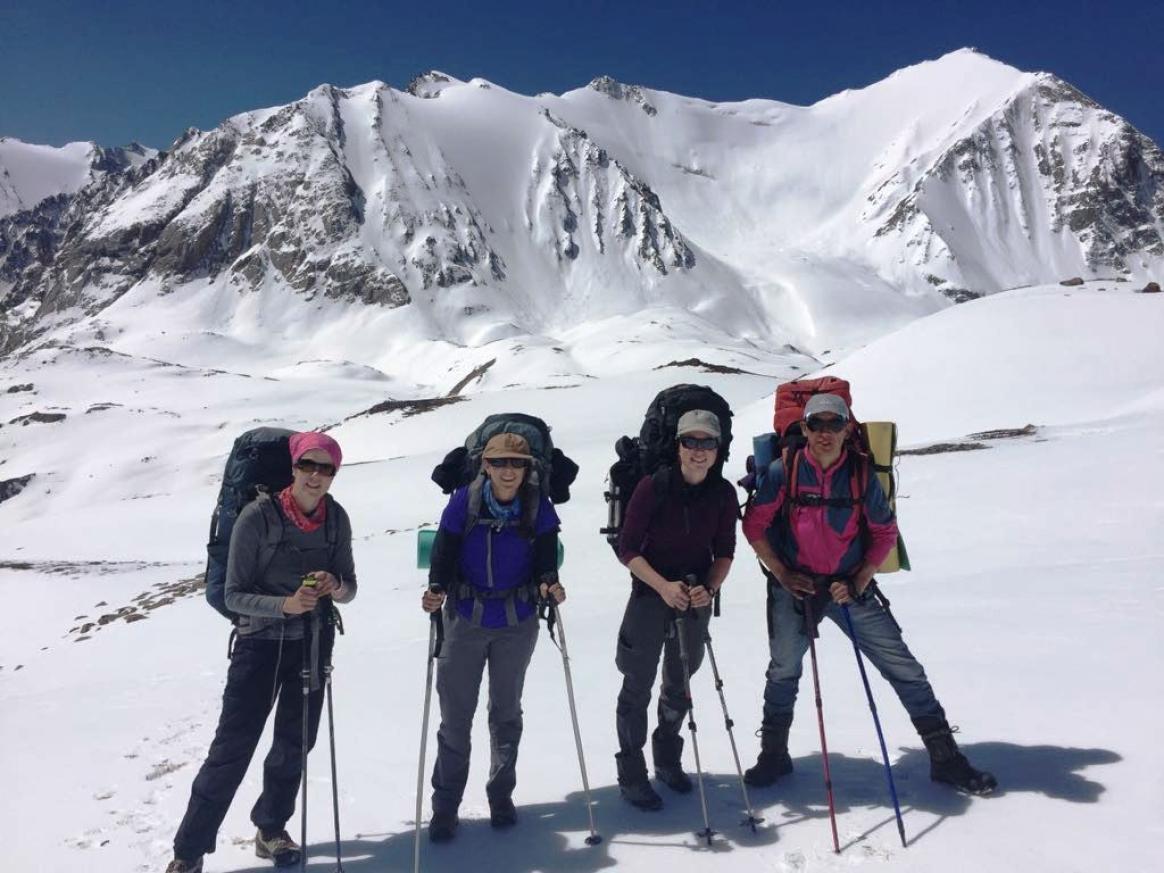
[291,449,337,513]
[801,413,851,464]
[483,454,529,502]
[677,431,719,484]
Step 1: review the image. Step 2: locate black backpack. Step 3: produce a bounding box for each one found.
[431,412,578,504]
[601,384,734,552]
[205,427,295,621]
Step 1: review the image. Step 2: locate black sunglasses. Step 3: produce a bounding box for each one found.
[485,457,530,469]
[679,435,719,451]
[805,416,847,433]
[294,459,337,477]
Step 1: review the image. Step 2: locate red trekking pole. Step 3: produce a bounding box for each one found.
[803,595,840,854]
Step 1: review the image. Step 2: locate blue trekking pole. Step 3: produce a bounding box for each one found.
[840,603,907,848]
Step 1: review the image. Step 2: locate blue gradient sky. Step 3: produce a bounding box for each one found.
[1,0,1159,150]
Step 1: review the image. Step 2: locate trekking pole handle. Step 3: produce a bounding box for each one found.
[426,585,445,658]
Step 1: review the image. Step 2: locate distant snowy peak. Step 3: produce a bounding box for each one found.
[588,76,658,116]
[0,78,707,349]
[865,69,1164,299]
[0,138,157,219]
[2,49,1162,356]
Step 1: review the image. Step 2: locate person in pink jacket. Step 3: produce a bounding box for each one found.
[741,394,996,795]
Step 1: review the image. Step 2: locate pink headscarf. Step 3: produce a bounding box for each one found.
[289,431,343,470]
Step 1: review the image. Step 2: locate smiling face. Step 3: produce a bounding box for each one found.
[483,456,528,503]
[290,448,336,513]
[801,413,852,466]
[677,431,719,484]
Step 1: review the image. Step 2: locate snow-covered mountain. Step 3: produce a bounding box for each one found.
[2,49,1161,360]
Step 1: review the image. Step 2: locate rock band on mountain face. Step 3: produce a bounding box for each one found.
[165,384,995,873]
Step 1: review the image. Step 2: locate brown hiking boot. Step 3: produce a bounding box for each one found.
[165,858,203,873]
[254,829,301,867]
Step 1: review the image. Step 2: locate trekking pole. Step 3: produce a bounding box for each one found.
[702,623,763,831]
[413,589,444,873]
[300,616,311,873]
[674,608,715,846]
[802,596,840,854]
[841,603,907,848]
[546,602,603,845]
[324,662,345,870]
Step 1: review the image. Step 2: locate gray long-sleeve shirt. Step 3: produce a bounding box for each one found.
[225,494,357,639]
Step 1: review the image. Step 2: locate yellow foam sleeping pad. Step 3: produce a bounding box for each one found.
[862,421,910,573]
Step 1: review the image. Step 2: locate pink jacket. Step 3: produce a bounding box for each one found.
[742,447,897,576]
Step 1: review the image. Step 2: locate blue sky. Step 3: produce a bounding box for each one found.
[1,0,1160,150]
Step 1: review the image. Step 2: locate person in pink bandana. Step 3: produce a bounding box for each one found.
[168,431,357,873]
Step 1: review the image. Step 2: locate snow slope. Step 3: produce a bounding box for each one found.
[1,281,1161,872]
[0,138,96,218]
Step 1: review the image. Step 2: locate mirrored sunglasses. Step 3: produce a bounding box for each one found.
[294,459,337,477]
[805,416,847,433]
[679,435,719,450]
[485,457,530,469]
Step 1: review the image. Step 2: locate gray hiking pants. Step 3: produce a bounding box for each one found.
[431,611,539,813]
[614,590,710,768]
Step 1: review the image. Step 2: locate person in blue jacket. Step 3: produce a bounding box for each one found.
[420,431,566,842]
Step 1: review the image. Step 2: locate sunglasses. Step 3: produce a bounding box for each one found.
[294,459,337,477]
[679,436,719,451]
[485,457,530,469]
[805,416,847,433]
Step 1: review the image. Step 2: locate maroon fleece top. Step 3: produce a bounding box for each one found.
[617,470,738,583]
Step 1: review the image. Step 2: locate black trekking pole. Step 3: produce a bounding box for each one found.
[802,596,840,854]
[841,603,907,848]
[299,615,312,873]
[323,660,345,871]
[413,589,444,873]
[702,622,764,831]
[544,600,602,845]
[674,607,715,846]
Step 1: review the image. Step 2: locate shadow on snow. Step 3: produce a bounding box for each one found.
[225,740,1118,872]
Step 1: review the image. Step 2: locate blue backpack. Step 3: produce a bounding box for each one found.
[204,427,295,621]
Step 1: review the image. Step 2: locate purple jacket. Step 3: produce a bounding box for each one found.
[430,486,561,627]
[618,469,737,585]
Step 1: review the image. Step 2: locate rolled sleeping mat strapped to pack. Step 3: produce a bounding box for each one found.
[861,421,910,573]
[415,528,565,570]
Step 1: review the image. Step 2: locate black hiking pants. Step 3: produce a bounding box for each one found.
[614,588,710,771]
[173,630,333,859]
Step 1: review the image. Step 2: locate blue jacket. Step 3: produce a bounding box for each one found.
[430,485,561,627]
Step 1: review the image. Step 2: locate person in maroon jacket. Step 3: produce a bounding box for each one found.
[614,409,738,810]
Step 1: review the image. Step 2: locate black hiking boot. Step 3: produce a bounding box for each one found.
[654,762,693,793]
[914,717,998,796]
[254,829,301,867]
[744,719,793,787]
[617,750,664,810]
[652,727,692,793]
[165,858,203,873]
[489,797,518,829]
[428,809,460,843]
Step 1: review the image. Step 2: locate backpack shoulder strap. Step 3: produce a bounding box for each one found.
[255,494,285,578]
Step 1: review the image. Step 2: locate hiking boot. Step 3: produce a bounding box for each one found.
[914,717,998,796]
[165,858,203,873]
[620,778,664,810]
[744,719,793,787]
[652,727,692,793]
[616,749,663,811]
[254,829,301,867]
[489,797,518,829]
[654,761,693,793]
[428,809,459,843]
